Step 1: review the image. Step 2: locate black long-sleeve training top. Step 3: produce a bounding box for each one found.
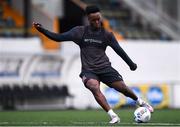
[37,25,135,71]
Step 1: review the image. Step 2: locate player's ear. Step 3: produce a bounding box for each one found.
[100,15,103,22]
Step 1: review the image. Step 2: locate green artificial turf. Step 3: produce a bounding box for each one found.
[0,108,180,126]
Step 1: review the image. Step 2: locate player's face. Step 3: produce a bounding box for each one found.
[88,12,102,29]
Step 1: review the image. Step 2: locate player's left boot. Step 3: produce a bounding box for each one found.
[136,98,154,113]
[109,115,120,124]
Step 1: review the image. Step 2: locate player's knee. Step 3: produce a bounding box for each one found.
[85,83,98,91]
[84,80,99,93]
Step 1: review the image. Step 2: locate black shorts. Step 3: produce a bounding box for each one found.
[79,66,123,85]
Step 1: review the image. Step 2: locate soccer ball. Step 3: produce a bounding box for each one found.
[134,107,151,123]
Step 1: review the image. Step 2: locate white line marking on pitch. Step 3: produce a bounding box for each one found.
[1,121,180,126]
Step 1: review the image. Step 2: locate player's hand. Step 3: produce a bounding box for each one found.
[130,63,137,71]
[33,22,42,29]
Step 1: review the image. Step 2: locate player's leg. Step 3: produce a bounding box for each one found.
[110,81,138,100]
[110,81,154,112]
[85,79,110,111]
[84,78,120,124]
[99,68,137,100]
[100,67,154,113]
[80,71,120,124]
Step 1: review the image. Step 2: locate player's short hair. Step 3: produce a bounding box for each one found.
[85,5,100,15]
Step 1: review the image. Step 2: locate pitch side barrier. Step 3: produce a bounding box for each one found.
[0,52,73,110]
[0,38,74,110]
[0,84,73,110]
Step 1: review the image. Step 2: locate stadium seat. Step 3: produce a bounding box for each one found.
[81,0,171,40]
[61,85,74,98]
[0,83,73,110]
[12,85,24,104]
[31,85,42,99]
[42,85,52,98]
[1,85,15,110]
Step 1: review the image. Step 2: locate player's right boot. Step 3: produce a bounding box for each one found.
[109,115,120,124]
[136,98,154,113]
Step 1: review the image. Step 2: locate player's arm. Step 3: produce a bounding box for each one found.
[33,22,77,42]
[108,32,137,71]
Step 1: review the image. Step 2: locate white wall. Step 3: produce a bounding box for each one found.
[0,38,44,84]
[173,84,180,108]
[0,37,43,53]
[107,40,180,83]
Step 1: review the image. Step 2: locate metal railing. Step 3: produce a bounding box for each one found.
[122,0,180,40]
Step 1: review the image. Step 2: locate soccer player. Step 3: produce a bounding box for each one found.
[33,5,154,124]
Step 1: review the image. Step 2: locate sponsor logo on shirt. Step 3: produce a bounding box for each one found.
[84,39,102,44]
